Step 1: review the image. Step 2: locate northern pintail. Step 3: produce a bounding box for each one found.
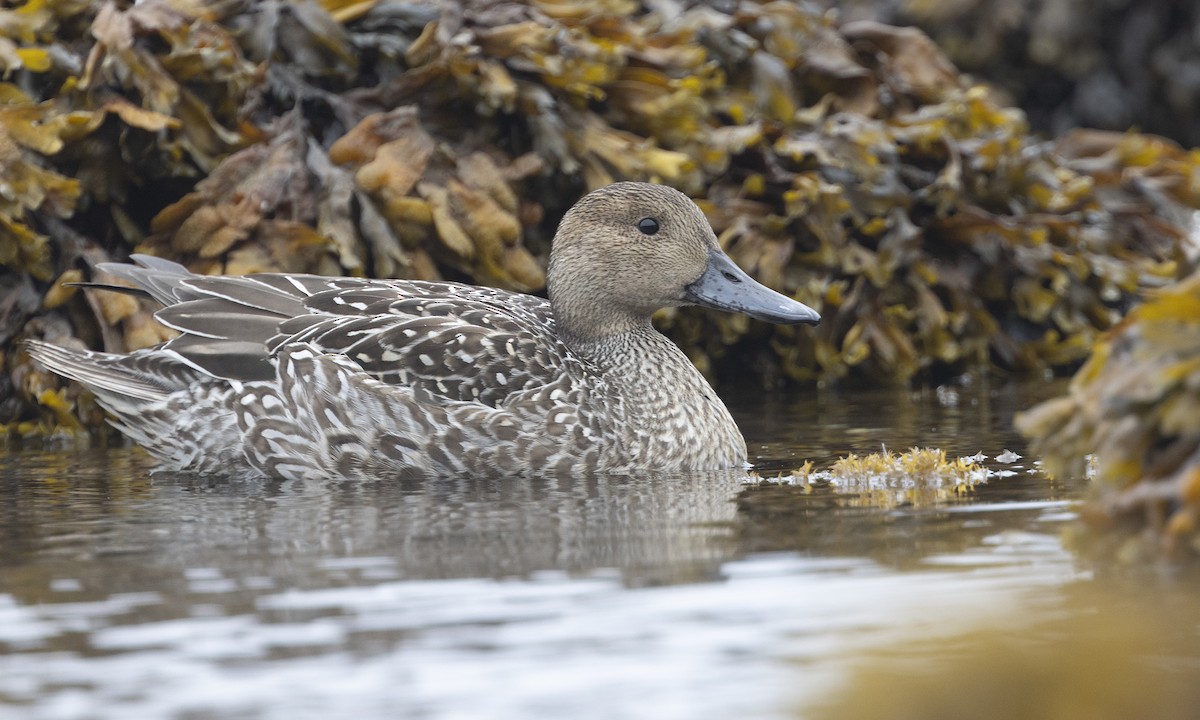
[30,182,820,479]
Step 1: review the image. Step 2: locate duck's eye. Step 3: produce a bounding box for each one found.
[637,217,660,235]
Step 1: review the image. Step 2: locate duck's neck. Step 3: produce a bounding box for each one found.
[568,322,748,470]
[552,299,646,346]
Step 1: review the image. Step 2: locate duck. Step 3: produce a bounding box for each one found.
[28,182,820,480]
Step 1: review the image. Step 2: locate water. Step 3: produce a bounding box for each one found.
[0,382,1189,719]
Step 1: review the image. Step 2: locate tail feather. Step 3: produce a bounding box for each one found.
[26,339,247,473]
[93,254,197,307]
[25,339,206,413]
[26,340,169,403]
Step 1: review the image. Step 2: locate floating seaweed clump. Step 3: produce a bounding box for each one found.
[748,447,991,508]
[1016,268,1200,560]
[2,0,1199,436]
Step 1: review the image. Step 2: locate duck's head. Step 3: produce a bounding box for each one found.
[547,182,820,343]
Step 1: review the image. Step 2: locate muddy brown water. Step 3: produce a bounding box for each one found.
[1,381,1195,719]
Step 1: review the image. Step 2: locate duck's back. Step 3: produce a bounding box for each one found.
[31,261,630,478]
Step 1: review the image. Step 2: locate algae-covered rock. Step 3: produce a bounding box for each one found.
[836,0,1200,149]
[3,0,1199,437]
[1016,268,1200,559]
[807,586,1200,720]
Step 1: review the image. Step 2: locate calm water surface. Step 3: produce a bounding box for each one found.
[0,382,1186,719]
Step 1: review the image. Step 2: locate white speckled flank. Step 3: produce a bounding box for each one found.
[28,183,819,480]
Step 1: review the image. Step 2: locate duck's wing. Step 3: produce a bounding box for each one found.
[144,271,333,382]
[108,257,568,406]
[267,282,568,407]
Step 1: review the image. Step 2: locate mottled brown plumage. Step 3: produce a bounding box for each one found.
[29,183,819,480]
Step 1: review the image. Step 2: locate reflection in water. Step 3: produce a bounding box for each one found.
[736,479,1077,570]
[0,380,1171,720]
[0,449,746,592]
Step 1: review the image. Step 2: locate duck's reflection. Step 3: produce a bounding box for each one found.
[0,449,747,602]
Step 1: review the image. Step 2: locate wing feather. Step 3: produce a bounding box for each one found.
[77,259,568,404]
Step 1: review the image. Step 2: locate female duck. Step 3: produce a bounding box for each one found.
[30,182,820,479]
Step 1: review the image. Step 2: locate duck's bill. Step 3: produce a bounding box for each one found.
[684,250,821,325]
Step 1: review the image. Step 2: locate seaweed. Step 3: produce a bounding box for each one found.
[748,447,990,508]
[3,0,1198,436]
[1017,268,1200,559]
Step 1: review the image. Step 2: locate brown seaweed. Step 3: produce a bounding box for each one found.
[1016,268,1200,559]
[2,0,1198,437]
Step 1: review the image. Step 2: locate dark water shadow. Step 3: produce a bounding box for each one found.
[730,377,1071,463]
